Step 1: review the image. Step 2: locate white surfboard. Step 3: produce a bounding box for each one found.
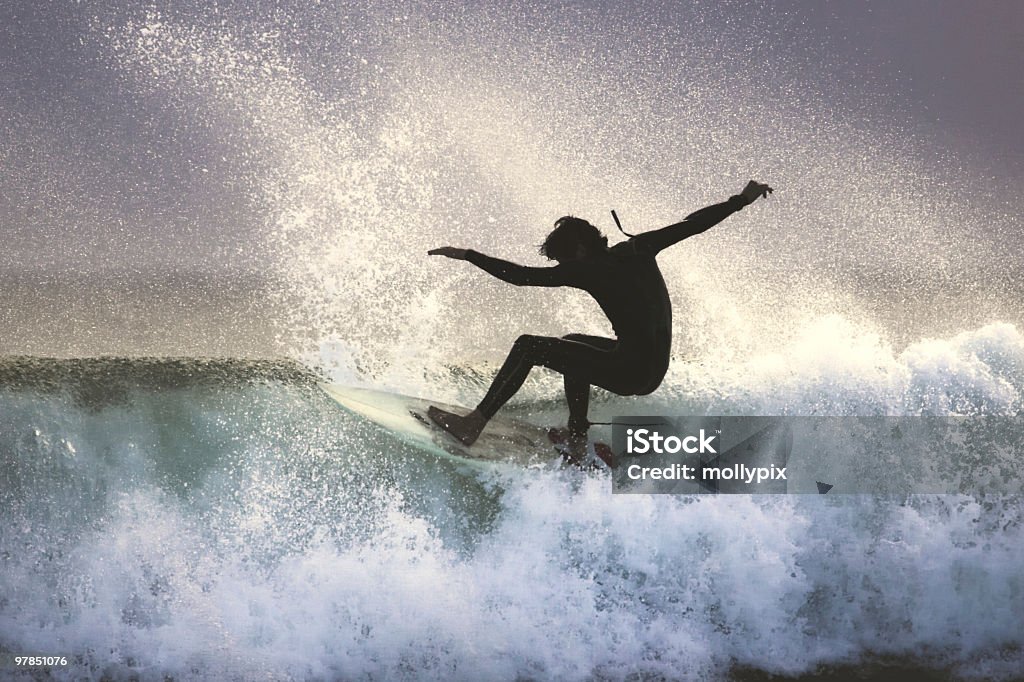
[320,384,563,468]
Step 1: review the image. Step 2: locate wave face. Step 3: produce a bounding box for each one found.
[1,356,1023,681]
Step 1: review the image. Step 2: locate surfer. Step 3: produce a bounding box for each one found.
[427,180,773,461]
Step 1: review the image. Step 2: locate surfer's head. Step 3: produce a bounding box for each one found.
[540,216,609,263]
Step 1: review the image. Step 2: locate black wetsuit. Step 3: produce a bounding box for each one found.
[465,194,751,434]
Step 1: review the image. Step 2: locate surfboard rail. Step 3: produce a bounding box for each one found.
[319,383,561,468]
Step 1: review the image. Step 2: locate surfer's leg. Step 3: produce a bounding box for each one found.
[560,374,591,465]
[560,335,616,464]
[429,334,560,446]
[476,334,612,418]
[563,373,590,436]
[476,334,558,419]
[560,335,615,435]
[432,334,616,447]
[479,333,616,426]
[561,333,617,353]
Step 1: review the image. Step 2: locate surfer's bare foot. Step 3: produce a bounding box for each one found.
[427,406,487,446]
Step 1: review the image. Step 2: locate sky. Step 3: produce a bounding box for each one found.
[1,0,1022,360]
[1,0,1020,278]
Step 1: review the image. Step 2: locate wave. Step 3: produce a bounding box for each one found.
[1,349,1023,680]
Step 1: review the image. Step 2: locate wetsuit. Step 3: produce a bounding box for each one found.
[466,194,751,434]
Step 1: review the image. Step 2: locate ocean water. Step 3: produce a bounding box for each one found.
[1,344,1023,681]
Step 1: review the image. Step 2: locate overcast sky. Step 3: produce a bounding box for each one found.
[1,0,1021,276]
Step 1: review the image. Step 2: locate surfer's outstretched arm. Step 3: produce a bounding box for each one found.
[428,248,583,288]
[633,180,772,255]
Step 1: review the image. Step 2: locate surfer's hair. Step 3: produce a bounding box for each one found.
[540,216,607,261]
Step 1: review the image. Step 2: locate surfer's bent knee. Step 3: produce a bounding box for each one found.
[514,334,545,350]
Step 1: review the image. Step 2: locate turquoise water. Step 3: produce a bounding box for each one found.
[1,355,1022,680]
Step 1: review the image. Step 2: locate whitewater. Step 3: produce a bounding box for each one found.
[2,329,1023,680]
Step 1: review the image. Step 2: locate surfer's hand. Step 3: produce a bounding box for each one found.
[740,180,773,204]
[428,246,469,260]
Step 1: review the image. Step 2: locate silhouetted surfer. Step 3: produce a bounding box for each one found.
[428,180,773,461]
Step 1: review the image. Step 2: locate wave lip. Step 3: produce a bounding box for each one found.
[0,356,320,408]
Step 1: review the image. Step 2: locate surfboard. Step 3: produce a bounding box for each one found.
[320,384,583,468]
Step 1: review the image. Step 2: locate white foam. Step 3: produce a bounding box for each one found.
[4,458,1022,680]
